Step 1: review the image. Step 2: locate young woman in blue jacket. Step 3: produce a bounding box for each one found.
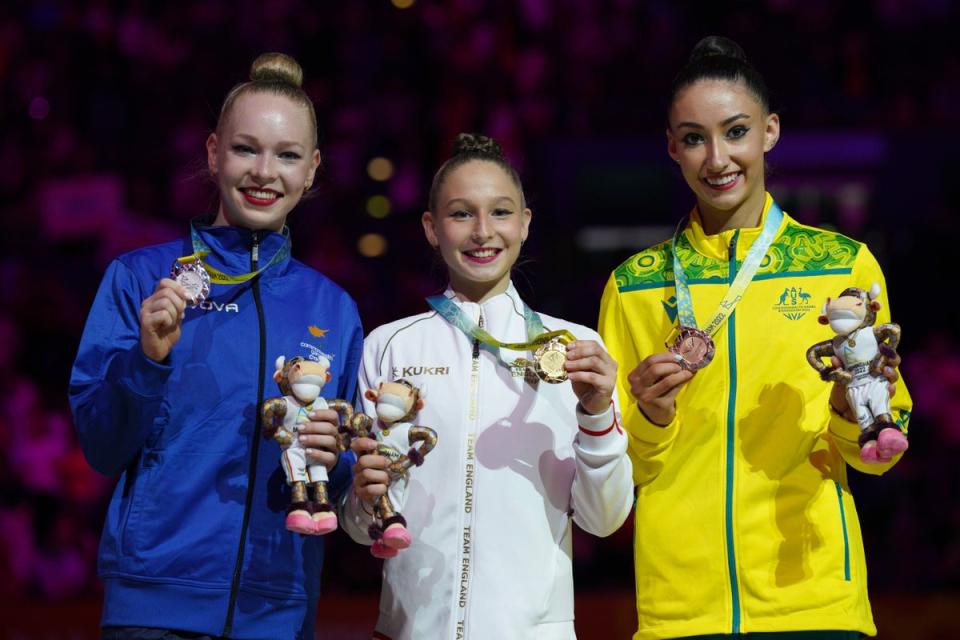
[69,53,363,640]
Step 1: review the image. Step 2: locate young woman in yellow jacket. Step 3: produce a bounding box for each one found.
[598,36,911,640]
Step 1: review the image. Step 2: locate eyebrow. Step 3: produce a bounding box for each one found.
[444,196,518,208]
[233,133,306,149]
[676,113,751,130]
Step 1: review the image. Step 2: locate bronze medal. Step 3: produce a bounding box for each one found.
[171,258,211,306]
[669,327,715,371]
[534,338,568,384]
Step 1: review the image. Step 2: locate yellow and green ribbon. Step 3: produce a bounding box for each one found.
[175,223,292,285]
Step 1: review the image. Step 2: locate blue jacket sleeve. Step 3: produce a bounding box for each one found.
[68,260,173,476]
[327,296,364,500]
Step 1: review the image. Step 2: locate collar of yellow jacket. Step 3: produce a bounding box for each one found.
[684,192,788,261]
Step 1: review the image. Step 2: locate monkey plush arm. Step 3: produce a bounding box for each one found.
[261,397,290,444]
[875,323,901,351]
[875,323,901,358]
[807,341,852,384]
[398,426,437,469]
[806,341,835,379]
[324,398,356,452]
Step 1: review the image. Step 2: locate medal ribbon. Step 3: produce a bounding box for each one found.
[175,223,292,285]
[672,200,783,337]
[426,294,575,356]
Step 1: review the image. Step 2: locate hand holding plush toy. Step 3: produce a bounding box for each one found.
[805,285,908,463]
[262,355,353,535]
[343,379,437,559]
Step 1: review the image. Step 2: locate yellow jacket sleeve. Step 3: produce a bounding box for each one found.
[598,273,681,487]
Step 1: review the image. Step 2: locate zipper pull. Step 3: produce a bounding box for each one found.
[728,230,740,267]
[251,234,260,268]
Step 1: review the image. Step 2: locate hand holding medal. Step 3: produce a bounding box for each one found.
[564,340,618,415]
[139,278,189,363]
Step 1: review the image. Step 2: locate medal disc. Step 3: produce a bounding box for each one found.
[670,327,715,371]
[171,259,211,306]
[534,338,568,384]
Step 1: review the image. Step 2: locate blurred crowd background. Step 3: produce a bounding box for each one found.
[2,0,959,637]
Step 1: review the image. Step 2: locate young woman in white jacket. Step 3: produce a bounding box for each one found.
[341,133,634,639]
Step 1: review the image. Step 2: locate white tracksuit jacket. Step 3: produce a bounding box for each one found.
[341,283,634,640]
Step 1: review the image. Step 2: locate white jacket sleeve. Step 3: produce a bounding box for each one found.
[570,401,634,537]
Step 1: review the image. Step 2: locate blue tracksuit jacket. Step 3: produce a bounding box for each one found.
[69,221,363,639]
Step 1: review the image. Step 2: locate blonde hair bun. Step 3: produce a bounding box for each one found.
[249,52,304,88]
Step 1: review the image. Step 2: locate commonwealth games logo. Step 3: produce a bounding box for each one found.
[773,286,816,320]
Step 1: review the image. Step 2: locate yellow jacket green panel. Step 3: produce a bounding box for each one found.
[598,194,912,640]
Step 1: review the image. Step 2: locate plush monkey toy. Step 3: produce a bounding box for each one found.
[262,355,353,535]
[340,379,437,559]
[806,285,908,463]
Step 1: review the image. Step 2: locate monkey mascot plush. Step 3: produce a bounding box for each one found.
[340,379,437,559]
[806,285,908,463]
[262,355,353,535]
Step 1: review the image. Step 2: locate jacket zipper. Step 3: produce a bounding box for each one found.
[457,311,483,638]
[725,231,742,634]
[468,314,482,421]
[834,481,852,581]
[223,234,268,637]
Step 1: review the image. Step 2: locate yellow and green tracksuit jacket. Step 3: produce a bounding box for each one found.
[598,193,912,640]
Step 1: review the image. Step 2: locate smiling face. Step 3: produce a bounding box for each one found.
[667,79,779,231]
[422,160,531,302]
[207,91,321,232]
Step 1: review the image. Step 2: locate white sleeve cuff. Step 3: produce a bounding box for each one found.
[574,401,626,455]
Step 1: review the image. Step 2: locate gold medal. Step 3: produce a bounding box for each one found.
[534,338,568,384]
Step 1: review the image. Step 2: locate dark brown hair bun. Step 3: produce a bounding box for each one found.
[451,133,504,160]
[688,35,747,64]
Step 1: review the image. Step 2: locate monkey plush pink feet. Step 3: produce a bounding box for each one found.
[285,508,315,535]
[859,426,908,463]
[312,510,338,535]
[368,515,411,558]
[382,523,412,550]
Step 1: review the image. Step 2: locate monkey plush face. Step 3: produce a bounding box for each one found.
[818,286,881,335]
[274,355,331,404]
[364,379,424,425]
